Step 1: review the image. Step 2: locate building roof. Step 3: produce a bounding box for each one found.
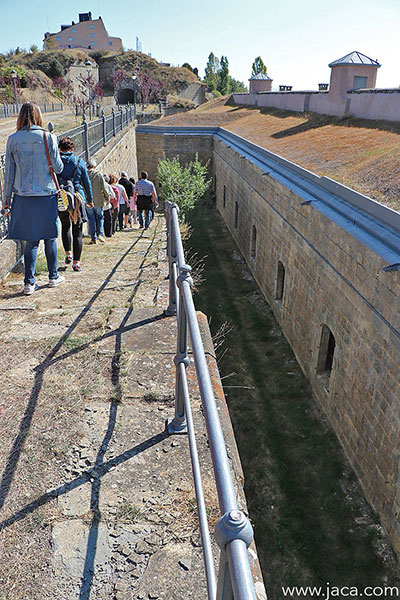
[329,51,381,68]
[249,72,272,81]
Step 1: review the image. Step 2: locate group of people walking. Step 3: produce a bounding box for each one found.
[2,102,158,295]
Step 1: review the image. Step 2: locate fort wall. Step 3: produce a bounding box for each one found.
[136,126,400,558]
[233,89,400,121]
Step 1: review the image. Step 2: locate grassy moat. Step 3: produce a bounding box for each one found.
[186,205,400,598]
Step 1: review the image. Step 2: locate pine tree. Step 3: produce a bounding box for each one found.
[204,52,219,92]
[251,56,267,77]
[218,56,230,95]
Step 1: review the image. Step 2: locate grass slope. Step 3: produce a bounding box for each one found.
[187,205,400,597]
[157,99,400,210]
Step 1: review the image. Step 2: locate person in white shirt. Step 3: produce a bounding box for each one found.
[132,171,158,229]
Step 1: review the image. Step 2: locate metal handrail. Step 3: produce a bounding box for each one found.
[165,201,257,600]
[0,105,136,240]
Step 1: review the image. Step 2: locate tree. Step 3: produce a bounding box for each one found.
[44,36,58,50]
[218,56,230,95]
[137,72,165,104]
[29,44,39,54]
[52,76,73,100]
[229,78,248,93]
[110,68,128,102]
[204,52,219,92]
[157,154,211,222]
[73,72,103,114]
[251,56,267,77]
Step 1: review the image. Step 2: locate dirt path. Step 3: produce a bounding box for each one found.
[187,205,400,597]
[0,217,224,599]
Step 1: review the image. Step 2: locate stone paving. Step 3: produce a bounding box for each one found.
[0,215,258,600]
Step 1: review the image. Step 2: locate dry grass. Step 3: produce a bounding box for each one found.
[156,99,400,209]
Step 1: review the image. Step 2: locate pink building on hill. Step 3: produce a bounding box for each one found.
[44,12,122,52]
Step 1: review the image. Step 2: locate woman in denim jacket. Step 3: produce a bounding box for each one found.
[3,102,65,295]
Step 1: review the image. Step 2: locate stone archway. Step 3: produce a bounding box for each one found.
[118,88,135,104]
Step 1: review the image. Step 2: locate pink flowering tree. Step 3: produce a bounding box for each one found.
[137,72,165,105]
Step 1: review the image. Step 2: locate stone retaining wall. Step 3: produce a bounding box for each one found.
[136,131,213,187]
[136,128,400,560]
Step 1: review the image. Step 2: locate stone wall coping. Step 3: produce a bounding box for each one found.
[347,88,400,94]
[136,125,400,265]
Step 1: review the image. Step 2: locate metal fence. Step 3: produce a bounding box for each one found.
[0,105,136,241]
[0,102,64,120]
[165,201,257,600]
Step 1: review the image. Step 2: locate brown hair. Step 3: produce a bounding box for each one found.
[58,136,75,152]
[16,102,43,131]
[109,174,118,184]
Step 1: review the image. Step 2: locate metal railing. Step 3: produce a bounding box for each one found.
[165,201,257,600]
[0,104,136,241]
[0,101,63,120]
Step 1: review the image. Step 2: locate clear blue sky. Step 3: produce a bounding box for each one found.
[1,0,399,90]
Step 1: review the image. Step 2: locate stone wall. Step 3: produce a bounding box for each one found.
[95,122,137,180]
[233,88,400,121]
[136,128,400,559]
[136,131,213,188]
[213,138,400,558]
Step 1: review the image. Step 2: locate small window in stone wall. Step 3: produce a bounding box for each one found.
[214,174,217,193]
[251,225,257,260]
[317,325,336,390]
[223,185,226,208]
[234,202,239,228]
[275,261,285,303]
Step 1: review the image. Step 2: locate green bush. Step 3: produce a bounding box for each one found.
[1,64,27,86]
[157,154,211,222]
[27,53,66,78]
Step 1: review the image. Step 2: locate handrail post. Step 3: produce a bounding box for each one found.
[168,263,192,434]
[82,113,89,162]
[165,202,178,316]
[101,110,106,146]
[112,107,116,136]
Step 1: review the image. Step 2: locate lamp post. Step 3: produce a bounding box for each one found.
[10,70,18,111]
[131,73,137,116]
[85,60,92,119]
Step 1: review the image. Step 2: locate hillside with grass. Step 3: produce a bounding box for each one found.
[0,48,202,105]
[97,50,201,96]
[155,97,400,211]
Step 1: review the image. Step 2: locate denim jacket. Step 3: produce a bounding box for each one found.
[4,125,63,201]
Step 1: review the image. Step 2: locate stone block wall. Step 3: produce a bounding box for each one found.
[213,138,400,558]
[96,124,138,180]
[136,132,213,189]
[135,129,400,559]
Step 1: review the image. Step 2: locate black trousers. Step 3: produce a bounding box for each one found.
[58,210,83,261]
[104,208,112,237]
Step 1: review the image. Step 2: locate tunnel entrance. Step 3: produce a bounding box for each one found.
[118,88,135,105]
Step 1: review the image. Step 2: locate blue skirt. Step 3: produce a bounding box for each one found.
[8,194,59,241]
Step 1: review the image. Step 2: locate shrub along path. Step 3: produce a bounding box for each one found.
[0,216,228,600]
